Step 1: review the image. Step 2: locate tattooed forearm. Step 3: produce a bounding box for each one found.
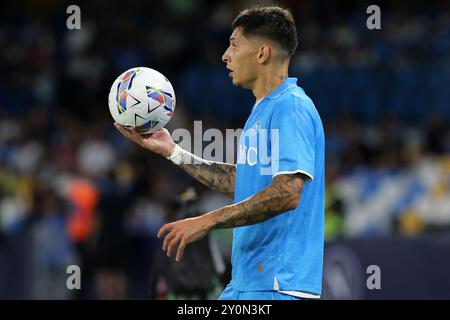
[179,161,236,198]
[204,174,305,229]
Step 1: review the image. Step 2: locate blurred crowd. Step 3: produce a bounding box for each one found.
[0,0,449,299]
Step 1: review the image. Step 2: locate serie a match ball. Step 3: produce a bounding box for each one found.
[108,67,176,134]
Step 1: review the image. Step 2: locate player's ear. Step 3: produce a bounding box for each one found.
[257,45,271,64]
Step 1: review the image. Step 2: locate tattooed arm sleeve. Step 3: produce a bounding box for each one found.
[202,173,305,229]
[179,161,236,198]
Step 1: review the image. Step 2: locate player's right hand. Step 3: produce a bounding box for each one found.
[114,123,175,157]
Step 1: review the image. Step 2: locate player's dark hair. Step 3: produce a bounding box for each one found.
[231,6,298,58]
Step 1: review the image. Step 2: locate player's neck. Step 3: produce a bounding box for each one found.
[252,66,289,101]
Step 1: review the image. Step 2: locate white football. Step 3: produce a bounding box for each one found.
[108,67,176,134]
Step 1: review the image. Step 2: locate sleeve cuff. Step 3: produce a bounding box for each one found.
[273,169,314,181]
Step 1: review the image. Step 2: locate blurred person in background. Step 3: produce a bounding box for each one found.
[93,165,133,300]
[154,188,225,300]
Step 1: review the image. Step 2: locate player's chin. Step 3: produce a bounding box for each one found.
[233,78,252,90]
[231,76,242,87]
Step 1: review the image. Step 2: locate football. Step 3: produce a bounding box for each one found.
[108,67,176,134]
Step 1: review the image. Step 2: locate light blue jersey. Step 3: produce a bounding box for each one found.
[231,77,325,297]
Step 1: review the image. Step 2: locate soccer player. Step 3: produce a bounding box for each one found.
[115,6,325,300]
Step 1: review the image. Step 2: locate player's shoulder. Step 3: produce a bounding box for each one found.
[272,85,318,119]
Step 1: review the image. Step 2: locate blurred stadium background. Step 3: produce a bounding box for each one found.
[1,0,450,299]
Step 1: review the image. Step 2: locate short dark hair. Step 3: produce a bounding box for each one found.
[231,6,298,58]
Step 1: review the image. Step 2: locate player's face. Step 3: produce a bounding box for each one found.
[222,27,259,89]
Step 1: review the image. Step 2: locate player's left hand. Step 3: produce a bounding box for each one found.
[157,215,212,262]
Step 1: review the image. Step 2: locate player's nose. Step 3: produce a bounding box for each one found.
[222,48,230,64]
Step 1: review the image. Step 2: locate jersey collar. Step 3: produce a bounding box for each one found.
[266,77,298,100]
[251,77,298,113]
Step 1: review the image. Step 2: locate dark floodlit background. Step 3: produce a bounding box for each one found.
[1,0,449,299]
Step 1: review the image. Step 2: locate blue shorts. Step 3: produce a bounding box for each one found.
[219,282,302,300]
